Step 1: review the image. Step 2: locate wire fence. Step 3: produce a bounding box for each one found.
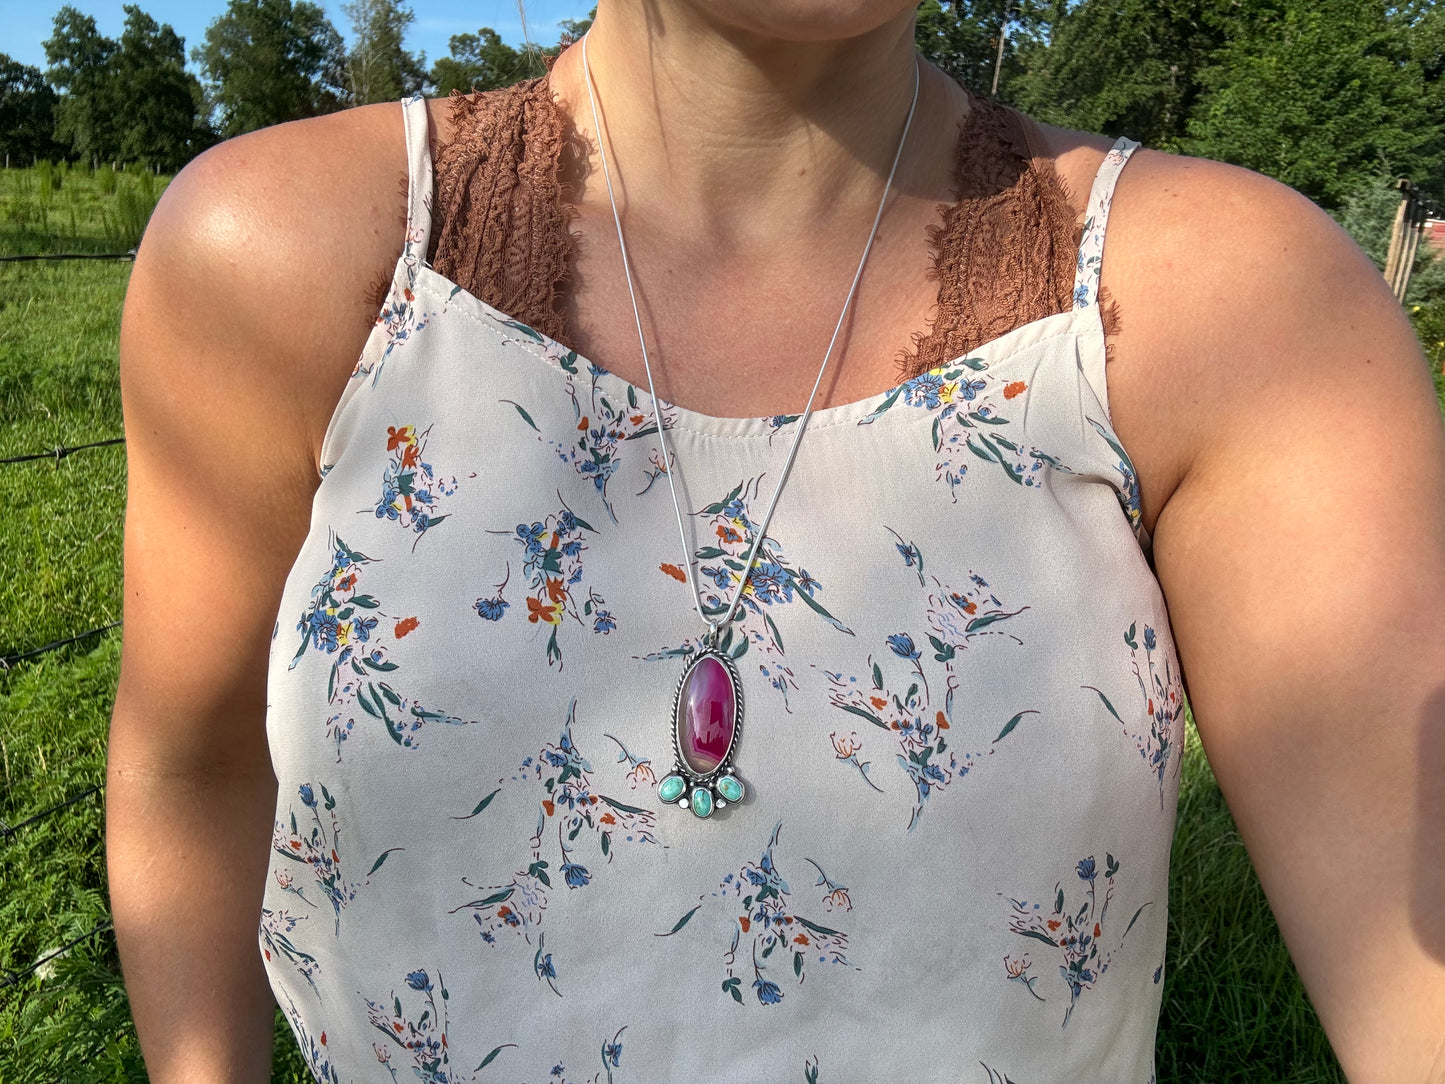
[0,252,135,263]
[2,249,130,994]
[0,436,125,465]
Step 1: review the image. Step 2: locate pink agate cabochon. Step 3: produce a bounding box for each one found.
[675,654,737,775]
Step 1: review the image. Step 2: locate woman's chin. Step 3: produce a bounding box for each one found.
[668,0,919,45]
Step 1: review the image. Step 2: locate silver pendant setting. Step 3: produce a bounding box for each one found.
[658,643,747,818]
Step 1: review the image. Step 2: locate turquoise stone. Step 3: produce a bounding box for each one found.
[691,787,714,818]
[658,774,686,803]
[716,775,745,803]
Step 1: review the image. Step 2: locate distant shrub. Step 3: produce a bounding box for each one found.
[105,173,160,250]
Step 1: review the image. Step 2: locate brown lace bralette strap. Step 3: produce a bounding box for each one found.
[429,75,581,345]
[428,75,1100,378]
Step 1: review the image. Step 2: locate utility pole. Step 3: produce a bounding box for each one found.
[991,3,1014,98]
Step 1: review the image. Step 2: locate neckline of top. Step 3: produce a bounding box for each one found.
[413,262,1099,439]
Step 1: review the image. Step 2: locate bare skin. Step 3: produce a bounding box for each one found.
[109,1,1445,1080]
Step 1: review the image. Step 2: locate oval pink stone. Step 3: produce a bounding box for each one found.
[676,654,737,775]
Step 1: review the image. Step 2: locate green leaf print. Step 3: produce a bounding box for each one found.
[657,904,702,938]
[452,788,501,820]
[475,1044,517,1072]
[368,848,403,875]
[993,711,1037,744]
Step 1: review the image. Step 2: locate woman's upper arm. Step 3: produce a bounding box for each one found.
[113,107,406,773]
[1110,156,1445,1081]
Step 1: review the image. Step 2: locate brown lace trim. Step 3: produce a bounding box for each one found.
[429,75,584,345]
[897,97,1080,377]
[429,74,1118,377]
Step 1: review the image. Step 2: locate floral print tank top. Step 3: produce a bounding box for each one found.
[263,96,1179,1083]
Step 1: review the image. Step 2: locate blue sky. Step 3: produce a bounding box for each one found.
[0,0,593,73]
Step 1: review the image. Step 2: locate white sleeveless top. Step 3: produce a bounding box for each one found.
[262,94,1181,1084]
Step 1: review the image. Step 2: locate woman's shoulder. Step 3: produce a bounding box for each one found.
[130,101,424,474]
[1022,114,1411,526]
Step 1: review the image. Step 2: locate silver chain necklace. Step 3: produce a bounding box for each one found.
[580,31,921,819]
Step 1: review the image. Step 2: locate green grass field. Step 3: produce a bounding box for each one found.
[3,162,1435,1082]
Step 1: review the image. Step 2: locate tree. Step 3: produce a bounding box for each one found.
[1185,0,1443,207]
[429,28,535,96]
[914,0,1051,98]
[0,55,63,164]
[44,5,210,168]
[113,6,213,170]
[45,6,121,162]
[195,0,347,138]
[1007,0,1247,150]
[343,0,427,105]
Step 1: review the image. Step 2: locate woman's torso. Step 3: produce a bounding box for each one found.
[258,72,1185,1082]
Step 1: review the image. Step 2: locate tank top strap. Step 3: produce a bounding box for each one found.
[401,94,435,279]
[1071,135,1140,310]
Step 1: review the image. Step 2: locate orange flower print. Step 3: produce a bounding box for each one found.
[660,563,687,582]
[489,509,613,669]
[503,361,676,523]
[393,617,419,638]
[374,423,457,546]
[1085,621,1183,809]
[660,823,850,1008]
[527,596,564,626]
[860,360,1072,496]
[1007,854,1152,1027]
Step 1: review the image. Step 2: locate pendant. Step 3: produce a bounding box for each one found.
[658,644,747,819]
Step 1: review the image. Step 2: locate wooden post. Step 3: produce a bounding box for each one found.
[1385,181,1408,291]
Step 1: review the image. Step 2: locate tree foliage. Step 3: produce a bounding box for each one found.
[430,28,540,97]
[1184,0,1444,206]
[344,0,427,106]
[42,5,209,170]
[0,55,64,163]
[918,0,1445,208]
[1008,0,1240,151]
[194,0,346,138]
[915,0,1050,97]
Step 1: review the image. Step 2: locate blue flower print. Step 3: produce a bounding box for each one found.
[903,372,945,409]
[657,822,852,1007]
[483,507,612,670]
[363,967,517,1083]
[1008,853,1153,1028]
[860,358,1074,498]
[886,633,919,660]
[822,531,1035,830]
[640,477,853,709]
[291,530,476,758]
[271,781,402,936]
[503,361,676,523]
[476,596,509,621]
[1084,621,1184,807]
[454,701,659,991]
[754,977,784,1005]
[372,425,457,548]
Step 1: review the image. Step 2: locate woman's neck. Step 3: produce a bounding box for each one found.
[547,1,960,249]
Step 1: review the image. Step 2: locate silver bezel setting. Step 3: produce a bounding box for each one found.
[668,646,746,817]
